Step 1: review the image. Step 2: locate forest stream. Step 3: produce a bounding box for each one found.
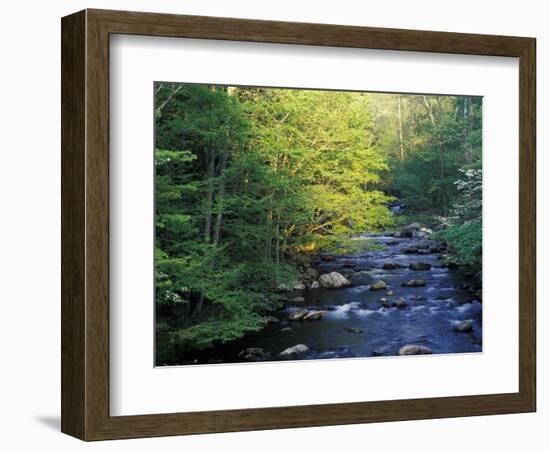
[178,227,482,365]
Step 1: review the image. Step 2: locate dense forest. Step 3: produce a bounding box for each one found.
[154,83,482,364]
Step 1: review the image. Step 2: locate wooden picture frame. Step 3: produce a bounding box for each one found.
[61,8,536,441]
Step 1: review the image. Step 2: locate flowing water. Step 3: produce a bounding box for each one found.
[179,233,482,365]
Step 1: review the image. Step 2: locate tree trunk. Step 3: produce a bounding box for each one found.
[213,151,228,246]
[155,84,183,115]
[423,96,447,214]
[192,292,204,318]
[204,150,216,244]
[422,95,436,127]
[397,95,405,162]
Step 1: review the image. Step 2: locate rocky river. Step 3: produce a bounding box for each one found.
[180,225,482,365]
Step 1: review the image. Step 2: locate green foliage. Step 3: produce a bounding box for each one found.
[371,94,482,216]
[436,168,482,274]
[438,221,481,271]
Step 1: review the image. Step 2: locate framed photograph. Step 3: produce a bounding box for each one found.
[61,9,536,441]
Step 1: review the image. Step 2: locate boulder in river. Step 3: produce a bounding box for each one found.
[303,310,328,321]
[402,222,422,232]
[289,296,305,303]
[409,262,432,271]
[402,279,427,287]
[398,344,433,356]
[415,227,433,237]
[238,347,271,362]
[386,239,400,246]
[386,290,395,296]
[394,299,408,308]
[279,344,309,359]
[319,272,351,288]
[288,308,308,321]
[293,281,306,290]
[417,248,432,255]
[401,246,418,254]
[370,280,387,291]
[310,280,320,289]
[346,327,364,334]
[383,262,405,270]
[454,320,474,332]
[380,299,393,308]
[320,254,337,262]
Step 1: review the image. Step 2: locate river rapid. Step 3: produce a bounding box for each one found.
[179,230,482,365]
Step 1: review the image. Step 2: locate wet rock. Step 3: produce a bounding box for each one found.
[394,299,408,308]
[370,280,387,291]
[238,347,271,362]
[407,295,426,301]
[415,243,430,249]
[372,346,394,357]
[417,248,432,255]
[415,227,433,238]
[303,310,328,321]
[386,290,395,296]
[398,344,433,356]
[346,327,364,334]
[293,281,306,290]
[281,327,293,332]
[279,344,309,358]
[393,231,403,238]
[380,299,393,308]
[288,308,308,321]
[401,246,418,254]
[343,261,356,268]
[429,246,441,253]
[289,296,305,303]
[310,281,320,289]
[383,262,405,270]
[402,222,422,232]
[319,272,351,288]
[320,254,336,262]
[339,269,356,277]
[402,279,426,287]
[401,223,422,237]
[386,239,400,246]
[454,320,474,332]
[266,316,280,323]
[409,262,432,271]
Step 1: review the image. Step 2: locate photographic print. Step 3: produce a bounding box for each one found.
[154,83,482,366]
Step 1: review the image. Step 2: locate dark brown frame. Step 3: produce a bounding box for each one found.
[61,8,536,441]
